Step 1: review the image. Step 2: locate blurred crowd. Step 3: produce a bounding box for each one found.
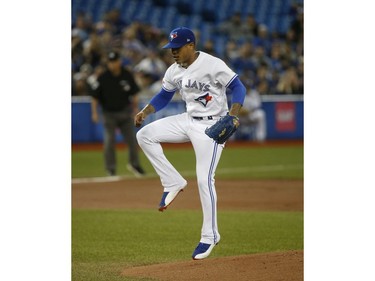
[72,4,303,98]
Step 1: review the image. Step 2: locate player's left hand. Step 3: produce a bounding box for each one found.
[205,115,240,144]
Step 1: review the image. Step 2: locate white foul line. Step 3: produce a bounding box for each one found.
[72,164,302,184]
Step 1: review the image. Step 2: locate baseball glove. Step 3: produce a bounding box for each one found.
[205,115,240,144]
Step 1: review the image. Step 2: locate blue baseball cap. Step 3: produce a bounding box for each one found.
[162,27,195,49]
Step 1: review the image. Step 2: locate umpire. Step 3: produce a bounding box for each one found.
[89,51,145,177]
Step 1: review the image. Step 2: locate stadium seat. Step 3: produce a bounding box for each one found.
[176,1,193,15]
[72,0,299,48]
[201,9,216,23]
[152,0,169,7]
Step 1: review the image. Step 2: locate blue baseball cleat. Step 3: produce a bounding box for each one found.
[158,188,184,212]
[192,242,218,260]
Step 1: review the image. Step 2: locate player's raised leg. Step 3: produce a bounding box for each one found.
[136,113,189,210]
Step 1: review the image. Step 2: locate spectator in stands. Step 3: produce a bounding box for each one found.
[72,12,91,42]
[284,31,299,67]
[240,14,259,40]
[276,65,299,95]
[296,56,304,94]
[83,32,104,68]
[134,48,167,100]
[72,63,93,96]
[238,85,266,142]
[134,71,155,99]
[267,69,280,95]
[202,39,218,57]
[158,48,175,68]
[94,17,108,34]
[139,23,165,49]
[93,14,123,54]
[135,71,164,101]
[105,8,127,35]
[87,64,105,92]
[257,79,270,95]
[72,74,88,96]
[231,42,255,74]
[239,69,256,91]
[97,29,115,55]
[251,45,271,69]
[191,29,202,50]
[134,49,167,81]
[89,51,146,177]
[72,30,85,73]
[122,24,147,66]
[224,40,241,64]
[252,24,272,53]
[216,12,245,42]
[254,62,272,89]
[269,42,284,72]
[290,4,303,44]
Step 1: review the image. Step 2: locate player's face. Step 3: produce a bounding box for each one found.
[171,43,195,66]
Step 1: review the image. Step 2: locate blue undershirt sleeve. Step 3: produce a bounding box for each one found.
[227,76,246,105]
[149,88,176,112]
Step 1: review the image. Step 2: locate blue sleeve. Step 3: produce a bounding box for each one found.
[149,88,176,112]
[227,76,246,105]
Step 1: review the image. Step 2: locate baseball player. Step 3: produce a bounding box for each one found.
[134,27,246,260]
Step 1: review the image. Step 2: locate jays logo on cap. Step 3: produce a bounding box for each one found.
[170,33,178,40]
[162,27,195,49]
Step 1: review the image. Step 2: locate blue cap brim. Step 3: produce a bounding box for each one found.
[162,42,187,49]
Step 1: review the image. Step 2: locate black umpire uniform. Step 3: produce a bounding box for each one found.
[89,51,145,176]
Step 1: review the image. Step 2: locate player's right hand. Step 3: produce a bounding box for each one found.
[134,111,146,127]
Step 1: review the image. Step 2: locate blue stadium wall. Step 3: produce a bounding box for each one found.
[71,96,303,143]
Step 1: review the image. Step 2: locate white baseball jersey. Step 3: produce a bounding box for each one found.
[162,51,238,117]
[137,51,240,247]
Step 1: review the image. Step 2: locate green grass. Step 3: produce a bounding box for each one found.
[72,209,303,281]
[72,143,303,280]
[72,145,303,179]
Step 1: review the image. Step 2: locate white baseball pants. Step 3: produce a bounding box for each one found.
[136,112,223,244]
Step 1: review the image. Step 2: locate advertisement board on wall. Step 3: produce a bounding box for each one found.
[275,102,296,132]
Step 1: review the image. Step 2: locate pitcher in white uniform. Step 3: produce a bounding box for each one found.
[134,27,246,260]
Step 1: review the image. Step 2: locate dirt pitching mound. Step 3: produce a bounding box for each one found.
[122,250,303,281]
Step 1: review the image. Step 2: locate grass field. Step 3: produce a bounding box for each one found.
[72,143,303,281]
[72,144,303,179]
[72,210,303,281]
